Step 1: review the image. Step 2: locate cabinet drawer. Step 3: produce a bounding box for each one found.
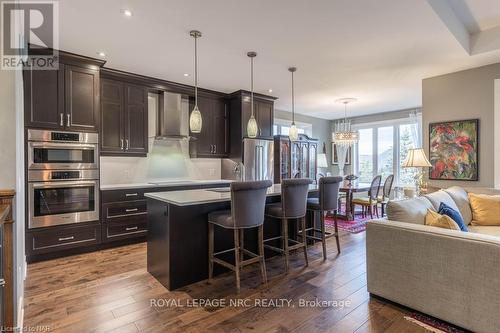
[106,220,147,238]
[105,200,147,218]
[101,189,145,203]
[29,224,100,254]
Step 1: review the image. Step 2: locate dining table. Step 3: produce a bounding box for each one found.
[338,181,372,220]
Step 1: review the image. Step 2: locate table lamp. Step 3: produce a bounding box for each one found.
[402,148,431,196]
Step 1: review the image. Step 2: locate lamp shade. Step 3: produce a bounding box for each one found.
[289,123,299,141]
[189,105,202,133]
[317,153,328,168]
[247,115,258,138]
[402,148,431,168]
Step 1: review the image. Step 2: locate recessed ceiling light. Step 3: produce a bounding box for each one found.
[183,73,189,77]
[122,9,132,17]
[97,51,106,57]
[268,89,273,93]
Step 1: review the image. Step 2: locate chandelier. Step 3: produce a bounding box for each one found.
[333,98,358,146]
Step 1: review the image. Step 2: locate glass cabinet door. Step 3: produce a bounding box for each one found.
[280,140,290,180]
[301,143,309,178]
[291,142,301,178]
[309,143,317,180]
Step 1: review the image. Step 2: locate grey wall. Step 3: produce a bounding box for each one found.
[274,109,333,174]
[0,70,16,188]
[422,62,500,188]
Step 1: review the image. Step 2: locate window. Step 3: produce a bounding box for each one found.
[358,129,373,183]
[274,118,312,136]
[352,115,420,186]
[377,126,393,179]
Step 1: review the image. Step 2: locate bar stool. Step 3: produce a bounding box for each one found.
[264,178,312,273]
[208,180,272,292]
[305,176,343,260]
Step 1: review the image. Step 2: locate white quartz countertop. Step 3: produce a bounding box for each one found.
[100,179,232,191]
[144,184,319,206]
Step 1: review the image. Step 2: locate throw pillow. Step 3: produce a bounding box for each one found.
[438,202,468,232]
[468,193,500,226]
[425,209,461,231]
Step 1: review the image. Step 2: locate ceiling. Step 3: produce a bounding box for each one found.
[57,0,500,119]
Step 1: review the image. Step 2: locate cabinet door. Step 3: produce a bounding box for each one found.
[100,79,124,153]
[291,141,301,178]
[301,143,309,178]
[24,64,65,129]
[65,65,99,131]
[124,84,148,155]
[280,139,290,181]
[309,143,317,181]
[256,100,273,138]
[189,96,213,156]
[212,99,229,156]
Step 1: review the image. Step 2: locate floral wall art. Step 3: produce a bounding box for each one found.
[429,119,479,181]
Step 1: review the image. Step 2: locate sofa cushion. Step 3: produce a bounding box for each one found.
[424,209,461,231]
[386,196,434,225]
[468,225,500,237]
[424,190,462,218]
[468,193,500,226]
[438,202,468,232]
[445,186,472,225]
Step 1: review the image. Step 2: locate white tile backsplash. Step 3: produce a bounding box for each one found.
[100,139,221,185]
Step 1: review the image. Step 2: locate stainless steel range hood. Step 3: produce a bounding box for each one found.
[156,91,190,139]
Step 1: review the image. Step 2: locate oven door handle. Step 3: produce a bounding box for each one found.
[28,142,97,150]
[31,181,97,189]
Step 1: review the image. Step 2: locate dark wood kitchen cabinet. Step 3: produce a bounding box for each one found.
[228,90,277,158]
[276,134,318,183]
[189,96,229,157]
[23,51,104,132]
[100,77,148,156]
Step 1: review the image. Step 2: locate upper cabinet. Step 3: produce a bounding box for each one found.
[24,51,104,132]
[189,95,229,157]
[100,73,148,157]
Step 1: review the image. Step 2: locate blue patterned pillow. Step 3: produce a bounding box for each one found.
[438,202,468,232]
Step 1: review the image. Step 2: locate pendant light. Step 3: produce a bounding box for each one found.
[288,67,299,141]
[333,98,359,147]
[189,30,202,133]
[247,51,258,138]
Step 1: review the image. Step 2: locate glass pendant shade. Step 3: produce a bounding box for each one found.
[333,98,359,147]
[189,105,202,133]
[289,123,299,141]
[247,115,258,138]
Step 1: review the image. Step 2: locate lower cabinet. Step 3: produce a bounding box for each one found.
[27,222,101,256]
[102,199,148,242]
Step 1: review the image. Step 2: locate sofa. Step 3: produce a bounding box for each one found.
[366,186,500,333]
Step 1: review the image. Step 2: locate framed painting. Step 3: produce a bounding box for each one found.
[429,119,479,181]
[332,144,351,165]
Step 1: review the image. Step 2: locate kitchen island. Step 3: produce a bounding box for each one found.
[145,184,319,290]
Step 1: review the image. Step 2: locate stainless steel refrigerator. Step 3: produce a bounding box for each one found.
[242,138,274,181]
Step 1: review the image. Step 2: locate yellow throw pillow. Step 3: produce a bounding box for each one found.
[468,193,500,226]
[425,209,461,230]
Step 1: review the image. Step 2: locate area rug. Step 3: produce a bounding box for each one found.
[404,313,468,333]
[325,216,368,234]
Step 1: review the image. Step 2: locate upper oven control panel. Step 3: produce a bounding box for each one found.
[28,129,98,144]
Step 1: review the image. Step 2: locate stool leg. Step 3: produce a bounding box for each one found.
[208,223,214,282]
[258,225,267,284]
[301,217,308,266]
[333,210,340,253]
[282,218,289,273]
[320,211,327,261]
[239,229,244,263]
[234,229,241,292]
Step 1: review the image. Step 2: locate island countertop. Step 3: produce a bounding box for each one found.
[144,184,319,206]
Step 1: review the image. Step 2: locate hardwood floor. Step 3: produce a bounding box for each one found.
[23,231,428,333]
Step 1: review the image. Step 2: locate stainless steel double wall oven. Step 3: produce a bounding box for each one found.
[27,129,100,229]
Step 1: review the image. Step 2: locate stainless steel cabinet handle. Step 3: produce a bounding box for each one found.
[125,193,138,197]
[125,208,138,213]
[125,226,138,231]
[214,145,217,154]
[58,236,74,241]
[210,145,213,154]
[126,139,129,150]
[120,139,124,150]
[60,113,64,126]
[66,114,71,127]
[0,279,5,287]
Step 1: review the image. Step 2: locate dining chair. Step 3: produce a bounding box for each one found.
[305,176,343,259]
[378,174,394,216]
[264,178,312,273]
[351,175,382,219]
[208,180,272,292]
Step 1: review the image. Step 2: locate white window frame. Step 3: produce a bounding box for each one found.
[352,117,419,186]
